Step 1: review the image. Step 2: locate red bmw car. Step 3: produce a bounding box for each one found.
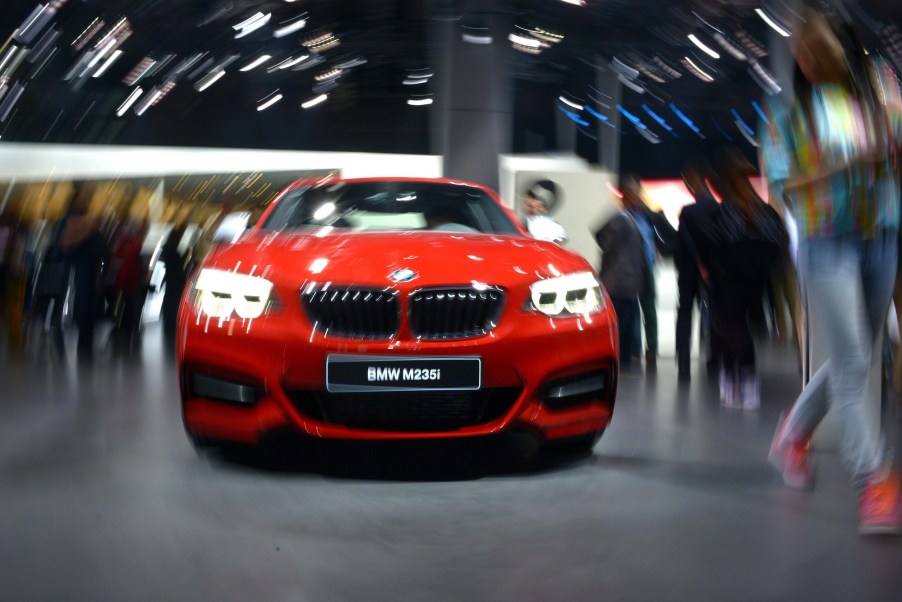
[177,178,618,454]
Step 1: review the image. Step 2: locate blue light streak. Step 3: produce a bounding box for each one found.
[751,100,769,125]
[641,103,673,132]
[668,103,705,138]
[731,108,755,137]
[558,105,590,127]
[710,117,734,141]
[615,104,647,130]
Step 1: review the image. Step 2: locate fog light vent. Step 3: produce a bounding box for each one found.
[192,374,259,405]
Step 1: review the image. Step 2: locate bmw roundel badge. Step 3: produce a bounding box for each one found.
[389,268,418,283]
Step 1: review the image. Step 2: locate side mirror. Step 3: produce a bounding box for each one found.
[211,212,252,243]
[527,215,568,244]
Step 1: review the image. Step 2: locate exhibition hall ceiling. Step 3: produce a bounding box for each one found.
[1,1,901,171]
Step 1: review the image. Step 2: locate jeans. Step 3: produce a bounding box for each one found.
[676,268,699,369]
[710,278,762,377]
[611,296,639,367]
[780,232,898,491]
[633,267,657,356]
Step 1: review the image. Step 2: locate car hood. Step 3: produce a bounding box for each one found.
[207,230,594,289]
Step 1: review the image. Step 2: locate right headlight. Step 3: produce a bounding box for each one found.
[528,271,604,317]
[193,268,275,320]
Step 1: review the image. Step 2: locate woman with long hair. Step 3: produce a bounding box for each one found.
[760,6,902,534]
[695,148,787,410]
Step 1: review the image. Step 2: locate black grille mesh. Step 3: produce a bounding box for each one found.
[301,287,400,339]
[409,287,504,340]
[287,387,521,432]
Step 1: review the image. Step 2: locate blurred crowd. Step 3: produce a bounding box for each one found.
[595,3,902,535]
[0,179,244,362]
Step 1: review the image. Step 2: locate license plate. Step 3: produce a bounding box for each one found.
[326,355,482,393]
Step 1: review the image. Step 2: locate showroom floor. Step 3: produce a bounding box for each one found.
[2,326,902,602]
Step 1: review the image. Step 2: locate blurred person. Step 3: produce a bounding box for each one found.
[107,200,150,353]
[522,184,567,243]
[621,175,673,371]
[160,222,189,341]
[761,6,902,534]
[0,195,30,353]
[675,158,721,381]
[54,183,108,360]
[693,148,788,409]
[594,180,646,371]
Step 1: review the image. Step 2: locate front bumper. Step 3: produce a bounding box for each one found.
[178,303,618,444]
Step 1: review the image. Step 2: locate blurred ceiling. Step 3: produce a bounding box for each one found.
[1,0,901,176]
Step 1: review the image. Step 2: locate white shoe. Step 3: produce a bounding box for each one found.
[719,369,740,409]
[740,372,760,411]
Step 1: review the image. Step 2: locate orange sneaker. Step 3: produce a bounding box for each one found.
[858,469,902,536]
[768,412,815,490]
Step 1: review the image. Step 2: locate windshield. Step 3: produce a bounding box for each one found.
[259,181,520,235]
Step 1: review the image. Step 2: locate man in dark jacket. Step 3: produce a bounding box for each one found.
[595,186,646,370]
[676,159,721,381]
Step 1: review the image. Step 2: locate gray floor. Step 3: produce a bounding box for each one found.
[2,326,902,602]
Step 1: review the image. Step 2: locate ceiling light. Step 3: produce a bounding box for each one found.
[92,49,123,77]
[122,57,155,86]
[509,33,540,48]
[652,56,682,79]
[636,124,661,144]
[116,87,143,117]
[641,104,673,132]
[0,81,24,123]
[195,69,226,92]
[315,68,342,82]
[301,94,328,108]
[688,34,720,59]
[558,96,582,110]
[713,33,747,61]
[14,4,53,46]
[748,61,782,94]
[257,92,283,111]
[735,121,760,147]
[618,74,646,94]
[73,19,104,52]
[752,100,769,125]
[291,54,324,71]
[681,56,714,82]
[731,109,755,138]
[755,8,791,38]
[560,0,587,6]
[134,87,164,116]
[240,55,271,72]
[407,97,433,106]
[611,57,639,80]
[558,106,589,127]
[532,27,563,43]
[235,13,271,38]
[669,103,705,138]
[513,43,542,55]
[337,56,367,69]
[279,55,309,69]
[274,18,307,38]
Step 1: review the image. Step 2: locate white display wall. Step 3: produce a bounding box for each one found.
[0,142,444,182]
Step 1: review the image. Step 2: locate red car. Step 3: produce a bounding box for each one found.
[177,178,618,454]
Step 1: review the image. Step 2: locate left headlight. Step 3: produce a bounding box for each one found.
[194,268,275,320]
[528,271,604,317]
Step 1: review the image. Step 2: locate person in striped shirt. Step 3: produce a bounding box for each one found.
[761,5,902,535]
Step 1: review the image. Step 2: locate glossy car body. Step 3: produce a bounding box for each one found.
[177,178,618,449]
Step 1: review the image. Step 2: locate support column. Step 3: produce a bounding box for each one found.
[432,1,512,190]
[595,59,622,175]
